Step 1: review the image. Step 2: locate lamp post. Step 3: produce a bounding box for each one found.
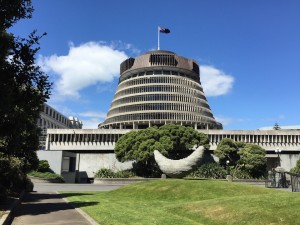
[226,160,230,175]
[275,148,281,167]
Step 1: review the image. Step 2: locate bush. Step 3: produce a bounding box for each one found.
[231,169,253,179]
[0,153,27,197]
[94,168,116,178]
[114,170,136,178]
[290,158,300,174]
[37,160,50,172]
[187,163,226,179]
[94,168,136,178]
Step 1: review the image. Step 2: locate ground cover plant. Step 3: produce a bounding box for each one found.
[62,180,300,225]
[27,160,64,182]
[28,171,64,182]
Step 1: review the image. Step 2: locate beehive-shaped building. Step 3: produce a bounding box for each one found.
[99,50,222,130]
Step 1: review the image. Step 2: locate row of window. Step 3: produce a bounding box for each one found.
[114,85,206,100]
[119,70,199,83]
[117,76,202,92]
[48,133,300,144]
[43,105,70,126]
[38,118,70,129]
[49,133,121,143]
[211,134,300,144]
[103,112,215,125]
[110,94,210,109]
[107,103,213,118]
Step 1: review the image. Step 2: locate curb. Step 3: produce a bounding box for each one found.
[0,190,25,225]
[57,192,99,225]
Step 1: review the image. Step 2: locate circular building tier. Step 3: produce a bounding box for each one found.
[99,50,222,130]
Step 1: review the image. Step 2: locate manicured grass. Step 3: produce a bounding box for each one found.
[62,180,300,225]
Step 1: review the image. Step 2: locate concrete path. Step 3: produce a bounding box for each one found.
[11,192,97,225]
[9,182,124,225]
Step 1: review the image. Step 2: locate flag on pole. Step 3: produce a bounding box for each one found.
[159,27,171,34]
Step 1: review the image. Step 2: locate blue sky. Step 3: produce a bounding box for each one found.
[10,0,300,129]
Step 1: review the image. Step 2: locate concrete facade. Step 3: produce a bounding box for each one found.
[43,128,300,180]
[37,103,83,149]
[37,150,77,183]
[99,50,222,130]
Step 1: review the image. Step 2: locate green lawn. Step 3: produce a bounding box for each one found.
[62,180,300,225]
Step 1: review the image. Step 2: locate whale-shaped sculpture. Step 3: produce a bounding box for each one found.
[154,146,204,178]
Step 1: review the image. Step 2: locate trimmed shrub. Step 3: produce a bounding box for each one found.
[114,170,136,178]
[94,168,136,178]
[231,169,253,179]
[37,160,50,172]
[188,163,226,179]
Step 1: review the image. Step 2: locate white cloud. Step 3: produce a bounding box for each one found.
[38,42,128,98]
[215,115,250,126]
[200,65,234,96]
[78,111,107,129]
[78,111,107,119]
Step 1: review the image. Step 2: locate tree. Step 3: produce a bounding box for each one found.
[115,124,209,177]
[273,122,281,130]
[237,144,266,178]
[0,0,51,172]
[214,138,240,166]
[290,158,300,174]
[215,139,267,178]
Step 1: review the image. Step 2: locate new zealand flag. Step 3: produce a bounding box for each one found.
[159,27,171,33]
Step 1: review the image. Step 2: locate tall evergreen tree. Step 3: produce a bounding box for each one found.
[273,122,281,130]
[0,0,52,172]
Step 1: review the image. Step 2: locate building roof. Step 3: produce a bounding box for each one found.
[258,125,300,130]
[120,50,199,75]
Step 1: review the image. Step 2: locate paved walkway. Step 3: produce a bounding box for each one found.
[11,192,97,225]
[9,182,123,225]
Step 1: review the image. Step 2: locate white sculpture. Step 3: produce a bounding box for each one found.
[154,146,204,178]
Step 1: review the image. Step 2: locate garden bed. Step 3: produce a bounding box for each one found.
[94,178,160,185]
[28,176,64,183]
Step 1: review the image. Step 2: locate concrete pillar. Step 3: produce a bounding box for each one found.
[194,123,197,130]
[45,134,50,150]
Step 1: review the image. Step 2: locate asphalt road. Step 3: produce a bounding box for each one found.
[33,182,124,192]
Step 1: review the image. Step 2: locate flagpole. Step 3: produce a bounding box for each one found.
[158,26,160,50]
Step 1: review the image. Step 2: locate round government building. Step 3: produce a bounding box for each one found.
[99,50,222,130]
